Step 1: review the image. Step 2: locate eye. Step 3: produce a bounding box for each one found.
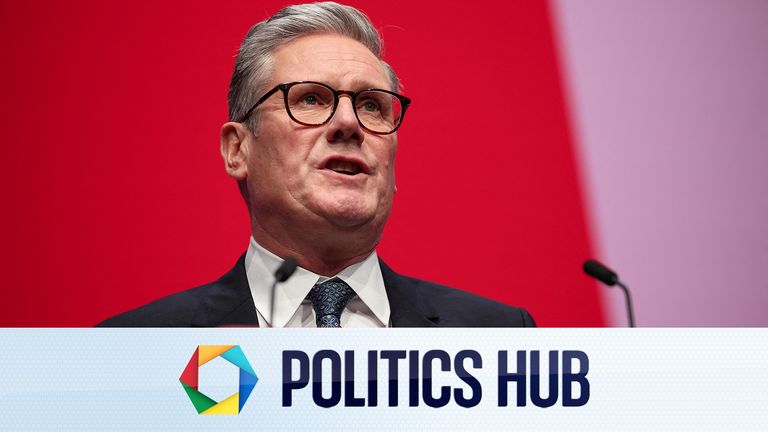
[359,99,381,112]
[301,93,322,105]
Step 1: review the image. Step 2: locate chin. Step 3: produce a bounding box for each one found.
[318,197,378,229]
[326,208,377,229]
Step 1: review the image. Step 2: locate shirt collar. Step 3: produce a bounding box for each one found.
[244,237,390,327]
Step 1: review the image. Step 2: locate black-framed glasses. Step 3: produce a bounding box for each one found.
[238,81,411,135]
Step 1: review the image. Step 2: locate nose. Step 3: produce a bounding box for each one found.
[325,95,363,144]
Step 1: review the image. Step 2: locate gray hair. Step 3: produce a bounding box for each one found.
[228,2,400,130]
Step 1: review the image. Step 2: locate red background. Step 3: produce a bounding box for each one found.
[0,0,604,326]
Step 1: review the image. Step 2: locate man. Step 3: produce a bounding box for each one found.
[99,2,535,327]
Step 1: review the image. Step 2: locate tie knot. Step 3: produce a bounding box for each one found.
[306,278,356,328]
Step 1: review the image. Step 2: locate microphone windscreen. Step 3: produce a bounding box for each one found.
[275,257,298,282]
[583,259,618,286]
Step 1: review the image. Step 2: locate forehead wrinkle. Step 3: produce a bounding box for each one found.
[272,35,389,90]
[293,56,386,86]
[321,61,388,89]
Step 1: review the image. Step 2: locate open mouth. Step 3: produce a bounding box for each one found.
[324,159,365,176]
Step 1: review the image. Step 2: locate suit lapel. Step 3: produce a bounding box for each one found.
[191,254,260,327]
[189,254,436,327]
[379,259,439,327]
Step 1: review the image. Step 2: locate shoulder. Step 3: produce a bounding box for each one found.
[380,261,536,327]
[97,255,255,327]
[405,275,536,327]
[96,283,213,327]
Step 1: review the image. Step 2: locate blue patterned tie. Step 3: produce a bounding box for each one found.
[306,278,356,328]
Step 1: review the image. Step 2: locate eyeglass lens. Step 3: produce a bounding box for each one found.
[286,83,403,133]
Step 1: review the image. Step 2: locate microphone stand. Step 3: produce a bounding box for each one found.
[583,259,636,328]
[616,281,635,328]
[270,257,298,328]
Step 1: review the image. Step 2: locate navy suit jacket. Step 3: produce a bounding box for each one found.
[98,255,535,327]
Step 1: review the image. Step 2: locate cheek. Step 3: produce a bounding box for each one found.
[255,133,312,175]
[379,141,397,180]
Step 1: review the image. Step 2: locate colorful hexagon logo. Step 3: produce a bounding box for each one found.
[179,345,258,415]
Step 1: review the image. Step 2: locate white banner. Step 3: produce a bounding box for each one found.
[0,329,765,430]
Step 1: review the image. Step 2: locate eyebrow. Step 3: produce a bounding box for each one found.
[305,78,390,91]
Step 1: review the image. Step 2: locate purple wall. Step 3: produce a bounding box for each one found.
[552,0,768,325]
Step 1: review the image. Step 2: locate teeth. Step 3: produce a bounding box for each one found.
[326,160,361,175]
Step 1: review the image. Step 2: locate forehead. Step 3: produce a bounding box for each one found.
[270,34,390,90]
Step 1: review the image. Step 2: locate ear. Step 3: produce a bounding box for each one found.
[220,122,250,181]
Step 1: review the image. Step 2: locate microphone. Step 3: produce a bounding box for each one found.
[582,259,635,327]
[583,259,618,286]
[274,257,298,282]
[270,257,298,327]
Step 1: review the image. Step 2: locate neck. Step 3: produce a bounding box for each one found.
[250,217,380,276]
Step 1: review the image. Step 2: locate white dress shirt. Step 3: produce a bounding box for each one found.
[244,237,390,327]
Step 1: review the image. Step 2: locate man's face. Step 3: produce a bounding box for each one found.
[243,34,397,235]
